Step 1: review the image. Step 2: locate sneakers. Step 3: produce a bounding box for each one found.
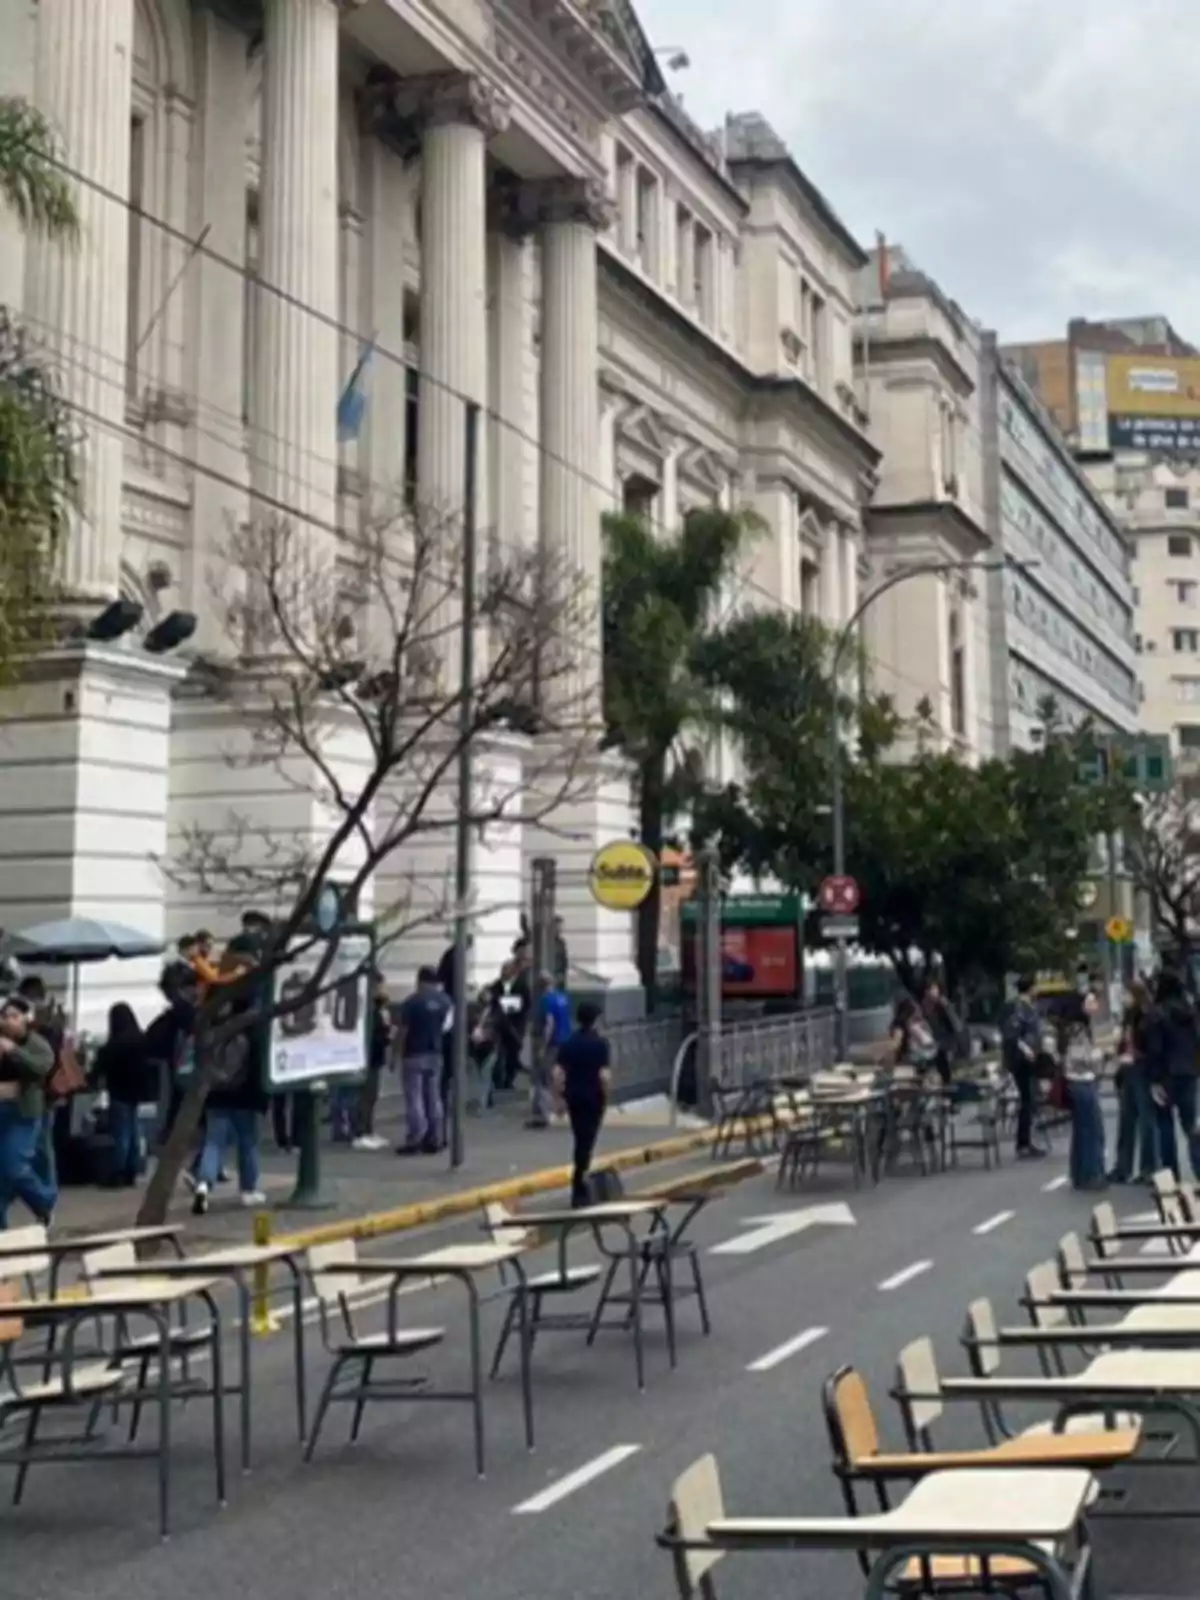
[239,1190,268,1208]
[352,1134,388,1151]
[191,1182,209,1215]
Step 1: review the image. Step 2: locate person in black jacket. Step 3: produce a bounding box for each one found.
[1145,968,1200,1181]
[94,1003,156,1186]
[192,961,269,1213]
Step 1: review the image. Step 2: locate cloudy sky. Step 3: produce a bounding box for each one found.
[637,0,1200,344]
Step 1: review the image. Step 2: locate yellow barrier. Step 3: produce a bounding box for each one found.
[273,1110,785,1253]
[249,1210,280,1336]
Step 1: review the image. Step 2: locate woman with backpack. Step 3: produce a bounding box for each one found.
[93,1002,157,1187]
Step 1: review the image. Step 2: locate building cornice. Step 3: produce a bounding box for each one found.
[599,248,879,472]
[727,155,869,268]
[867,498,991,555]
[643,99,748,214]
[854,333,975,400]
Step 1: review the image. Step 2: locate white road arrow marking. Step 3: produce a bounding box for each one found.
[709,1201,856,1256]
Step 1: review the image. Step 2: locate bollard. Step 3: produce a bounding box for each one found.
[250,1209,280,1336]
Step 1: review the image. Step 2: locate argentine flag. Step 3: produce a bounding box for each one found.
[336,337,377,442]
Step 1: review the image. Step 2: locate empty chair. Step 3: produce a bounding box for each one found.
[303,1240,445,1461]
[80,1241,211,1442]
[481,1200,602,1376]
[899,1327,1139,1451]
[1056,1232,1090,1290]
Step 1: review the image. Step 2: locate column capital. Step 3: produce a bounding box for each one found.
[361,69,511,151]
[534,176,616,231]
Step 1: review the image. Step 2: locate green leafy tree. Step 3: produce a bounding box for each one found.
[0,96,80,686]
[601,507,757,998]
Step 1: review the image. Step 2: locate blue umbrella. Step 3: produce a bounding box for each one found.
[0,918,165,965]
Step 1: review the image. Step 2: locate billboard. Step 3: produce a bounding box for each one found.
[1108,354,1200,454]
[680,894,802,1000]
[267,932,371,1090]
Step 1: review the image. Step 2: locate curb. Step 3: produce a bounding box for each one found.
[273,1117,750,1251]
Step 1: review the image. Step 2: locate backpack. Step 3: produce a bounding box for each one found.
[46,1035,86,1102]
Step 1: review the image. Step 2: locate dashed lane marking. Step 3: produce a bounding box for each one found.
[746,1325,828,1373]
[973,1210,1015,1236]
[878,1259,933,1292]
[512,1445,642,1513]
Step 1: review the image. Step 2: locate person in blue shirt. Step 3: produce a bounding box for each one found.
[529,972,571,1129]
[396,966,452,1155]
[551,1002,611,1206]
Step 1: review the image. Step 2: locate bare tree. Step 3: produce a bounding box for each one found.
[1124,779,1200,972]
[137,500,598,1226]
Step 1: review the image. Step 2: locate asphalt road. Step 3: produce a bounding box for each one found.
[5,1131,1197,1600]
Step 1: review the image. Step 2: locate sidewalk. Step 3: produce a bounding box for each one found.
[44,1096,711,1250]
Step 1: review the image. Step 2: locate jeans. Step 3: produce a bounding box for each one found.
[1067,1078,1106,1189]
[356,1069,381,1138]
[33,1109,57,1193]
[272,1094,295,1150]
[1011,1058,1037,1152]
[566,1093,605,1207]
[1112,1065,1158,1181]
[0,1103,58,1227]
[330,1085,358,1142]
[402,1053,444,1149]
[1155,1075,1200,1182]
[109,1101,142,1184]
[197,1108,260,1194]
[529,1045,556,1125]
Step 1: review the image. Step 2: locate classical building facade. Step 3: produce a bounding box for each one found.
[855,247,994,760]
[0,0,879,1023]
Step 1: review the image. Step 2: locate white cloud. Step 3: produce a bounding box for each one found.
[636,0,1200,341]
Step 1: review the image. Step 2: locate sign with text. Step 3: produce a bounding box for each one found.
[267,933,371,1090]
[680,894,802,999]
[1110,412,1200,455]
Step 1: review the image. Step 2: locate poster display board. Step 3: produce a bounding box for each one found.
[267,932,371,1091]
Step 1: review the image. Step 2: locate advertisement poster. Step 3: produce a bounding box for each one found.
[680,895,802,1000]
[267,933,370,1090]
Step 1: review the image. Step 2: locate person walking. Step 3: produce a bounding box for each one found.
[552,1001,611,1207]
[395,966,451,1156]
[1109,978,1157,1184]
[922,980,962,1085]
[528,971,571,1129]
[1145,968,1200,1182]
[93,1002,157,1187]
[0,995,57,1227]
[1002,975,1046,1159]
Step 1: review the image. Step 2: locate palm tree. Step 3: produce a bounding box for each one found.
[601,506,756,1000]
[0,95,80,686]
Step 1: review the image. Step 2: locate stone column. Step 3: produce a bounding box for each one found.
[407,74,509,521]
[25,0,134,600]
[538,177,613,696]
[252,0,341,557]
[840,525,859,621]
[488,218,531,548]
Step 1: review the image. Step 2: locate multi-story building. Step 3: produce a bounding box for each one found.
[1004,318,1200,759]
[855,246,994,760]
[979,334,1140,752]
[0,0,880,1022]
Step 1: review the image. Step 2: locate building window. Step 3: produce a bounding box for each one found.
[1169,533,1193,557]
[1171,580,1198,608]
[693,224,713,326]
[800,557,820,616]
[1175,678,1200,703]
[674,204,692,303]
[242,191,258,424]
[1174,629,1200,653]
[126,114,146,401]
[809,291,826,391]
[1166,486,1190,510]
[1179,724,1200,749]
[622,472,658,521]
[404,365,419,508]
[949,609,966,737]
[635,168,656,276]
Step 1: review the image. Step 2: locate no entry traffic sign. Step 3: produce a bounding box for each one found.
[818,875,860,915]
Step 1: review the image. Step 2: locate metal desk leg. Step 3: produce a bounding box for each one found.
[153,1310,172,1541]
[466,1277,486,1478]
[203,1292,227,1510]
[515,1263,535,1452]
[285,1256,307,1442]
[236,1280,252,1473]
[627,1227,645,1391]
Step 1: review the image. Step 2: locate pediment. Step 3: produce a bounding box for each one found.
[620,403,673,460]
[676,444,728,496]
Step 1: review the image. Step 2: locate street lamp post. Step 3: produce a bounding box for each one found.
[827,556,1013,1058]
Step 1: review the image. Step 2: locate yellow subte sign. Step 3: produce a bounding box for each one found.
[587,840,657,911]
[1105,916,1133,945]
